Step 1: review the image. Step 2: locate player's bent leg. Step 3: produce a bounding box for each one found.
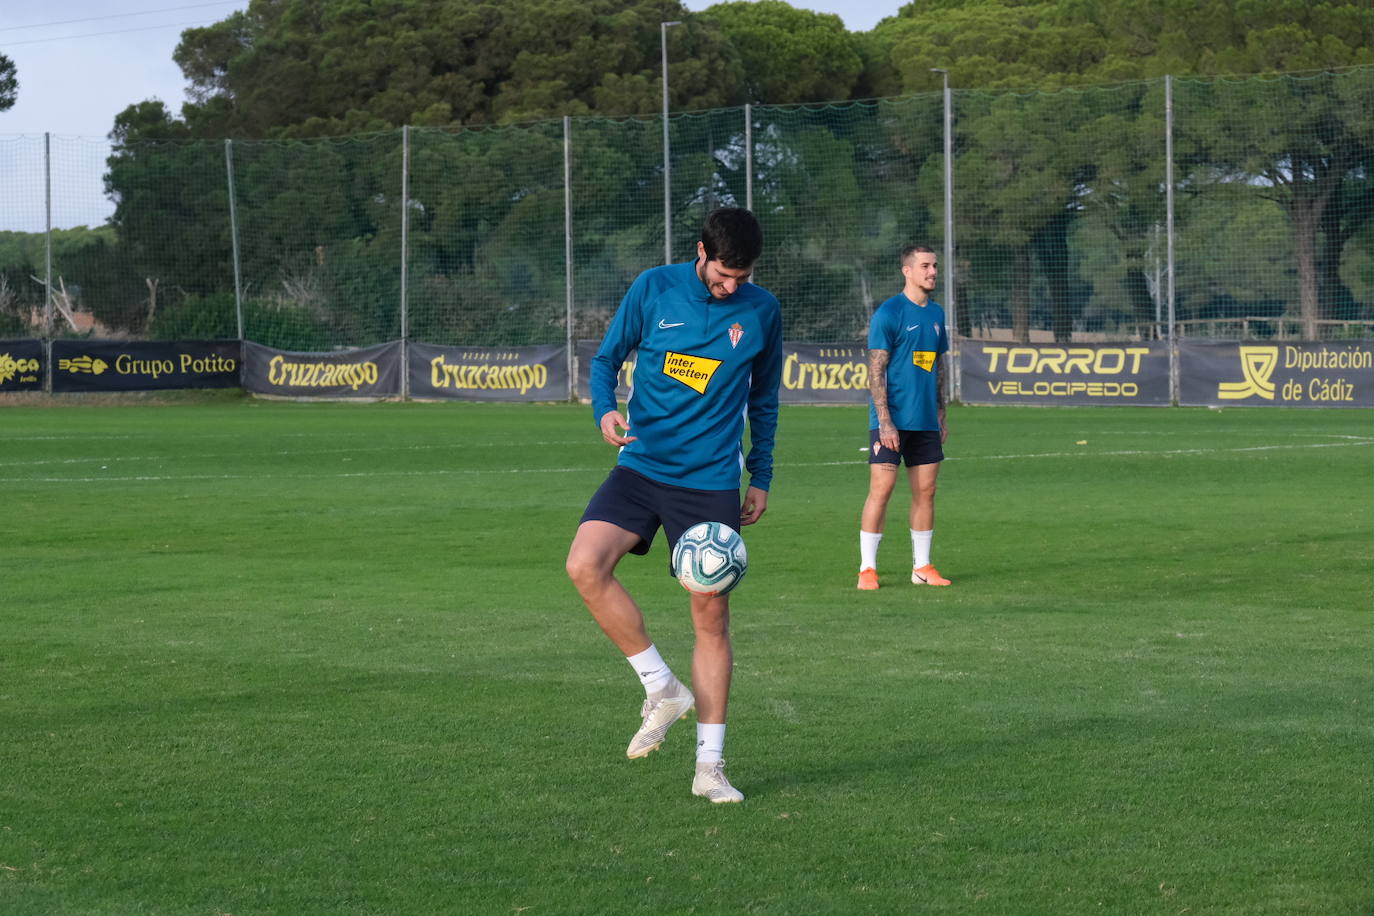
[566,520,652,655]
[626,677,694,759]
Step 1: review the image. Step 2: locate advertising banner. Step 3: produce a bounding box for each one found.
[960,341,1171,406]
[779,343,868,405]
[243,340,401,398]
[409,342,568,401]
[1179,340,1374,407]
[51,339,240,392]
[575,340,635,402]
[0,339,44,392]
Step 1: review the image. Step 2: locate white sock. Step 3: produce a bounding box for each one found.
[860,530,883,571]
[626,645,673,696]
[696,722,726,765]
[912,529,934,568]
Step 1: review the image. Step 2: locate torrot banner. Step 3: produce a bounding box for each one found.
[0,339,44,392]
[960,341,1171,406]
[576,340,870,405]
[51,339,240,392]
[244,340,401,398]
[1180,340,1374,407]
[410,342,568,401]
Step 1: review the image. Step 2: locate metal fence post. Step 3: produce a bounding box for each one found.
[400,125,411,400]
[43,132,53,392]
[744,103,753,213]
[224,139,245,341]
[1165,75,1178,404]
[564,115,575,401]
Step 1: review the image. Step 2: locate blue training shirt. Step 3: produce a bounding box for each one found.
[591,261,783,492]
[867,292,949,431]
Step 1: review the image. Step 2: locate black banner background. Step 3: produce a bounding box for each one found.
[410,343,568,401]
[244,341,401,398]
[961,341,1171,406]
[51,339,240,392]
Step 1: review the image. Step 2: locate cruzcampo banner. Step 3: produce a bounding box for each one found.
[0,339,44,392]
[780,344,868,405]
[51,339,240,392]
[409,342,568,401]
[961,341,1171,406]
[243,340,401,398]
[1180,340,1374,407]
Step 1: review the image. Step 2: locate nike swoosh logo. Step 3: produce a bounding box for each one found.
[659,320,685,329]
[907,324,920,331]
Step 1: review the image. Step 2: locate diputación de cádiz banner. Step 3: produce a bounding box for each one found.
[0,339,44,392]
[410,342,568,401]
[960,342,1171,406]
[243,340,401,398]
[1179,340,1374,407]
[575,341,871,405]
[50,339,241,392]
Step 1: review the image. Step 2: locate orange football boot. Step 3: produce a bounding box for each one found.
[911,564,951,586]
[857,568,880,590]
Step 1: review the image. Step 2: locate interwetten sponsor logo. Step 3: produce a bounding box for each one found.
[663,350,721,394]
[912,350,937,371]
[267,355,379,390]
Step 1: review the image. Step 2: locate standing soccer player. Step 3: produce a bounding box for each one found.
[566,208,782,803]
[857,245,951,590]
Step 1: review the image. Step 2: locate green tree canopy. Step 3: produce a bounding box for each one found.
[697,0,862,104]
[167,0,745,139]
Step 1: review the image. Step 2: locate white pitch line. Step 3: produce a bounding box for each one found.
[2,437,1370,484]
[0,439,586,468]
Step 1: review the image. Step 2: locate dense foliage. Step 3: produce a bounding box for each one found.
[7,0,1374,346]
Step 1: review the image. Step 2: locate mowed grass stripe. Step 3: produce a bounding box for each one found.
[2,400,1371,914]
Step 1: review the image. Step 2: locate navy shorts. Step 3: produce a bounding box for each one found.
[580,466,740,560]
[869,428,944,467]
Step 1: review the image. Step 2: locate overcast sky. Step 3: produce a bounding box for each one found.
[0,0,903,230]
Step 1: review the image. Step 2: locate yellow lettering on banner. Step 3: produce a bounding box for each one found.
[663,351,721,394]
[0,353,41,383]
[781,353,868,390]
[912,350,936,372]
[427,355,549,394]
[267,354,379,390]
[984,346,1151,375]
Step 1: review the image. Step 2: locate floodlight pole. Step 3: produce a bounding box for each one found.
[931,67,959,402]
[662,20,682,265]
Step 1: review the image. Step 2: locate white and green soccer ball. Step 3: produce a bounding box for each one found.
[672,521,748,596]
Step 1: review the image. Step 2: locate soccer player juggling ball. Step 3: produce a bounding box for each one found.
[857,245,952,590]
[565,208,783,804]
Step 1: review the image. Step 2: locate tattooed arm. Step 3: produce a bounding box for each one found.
[869,348,899,450]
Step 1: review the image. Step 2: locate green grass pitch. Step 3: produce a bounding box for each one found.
[3,398,1372,913]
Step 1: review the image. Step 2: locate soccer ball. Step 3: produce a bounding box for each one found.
[672,521,748,596]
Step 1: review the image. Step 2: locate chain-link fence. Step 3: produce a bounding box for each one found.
[5,69,1374,350]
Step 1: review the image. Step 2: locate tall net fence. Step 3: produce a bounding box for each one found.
[5,69,1374,350]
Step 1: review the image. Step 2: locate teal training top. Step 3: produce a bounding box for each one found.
[591,261,783,492]
[867,293,949,431]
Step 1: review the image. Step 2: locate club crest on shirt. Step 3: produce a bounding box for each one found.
[728,322,745,349]
[663,350,723,394]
